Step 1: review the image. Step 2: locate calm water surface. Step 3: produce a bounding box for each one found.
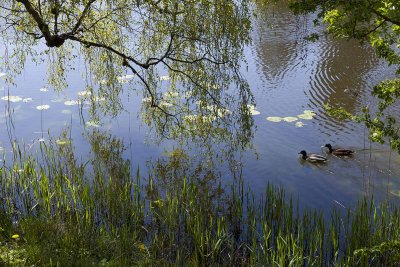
[1,3,399,211]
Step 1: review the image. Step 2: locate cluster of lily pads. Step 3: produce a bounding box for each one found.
[0,88,102,111]
[266,110,317,127]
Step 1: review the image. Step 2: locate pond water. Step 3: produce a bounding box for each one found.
[0,2,399,212]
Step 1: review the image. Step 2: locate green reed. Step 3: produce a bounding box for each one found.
[0,141,400,266]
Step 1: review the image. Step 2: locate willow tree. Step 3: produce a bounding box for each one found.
[0,0,255,151]
[289,0,400,152]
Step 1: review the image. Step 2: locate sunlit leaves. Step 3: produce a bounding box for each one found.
[289,0,400,153]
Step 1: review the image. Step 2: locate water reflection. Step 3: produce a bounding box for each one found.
[0,0,399,213]
[243,1,400,209]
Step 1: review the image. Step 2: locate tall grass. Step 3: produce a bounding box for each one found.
[0,139,400,265]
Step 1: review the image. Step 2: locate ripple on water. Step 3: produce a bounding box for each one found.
[306,36,382,136]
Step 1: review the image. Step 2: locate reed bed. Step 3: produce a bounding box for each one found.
[0,141,399,266]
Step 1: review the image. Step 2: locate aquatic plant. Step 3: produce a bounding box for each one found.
[0,140,399,265]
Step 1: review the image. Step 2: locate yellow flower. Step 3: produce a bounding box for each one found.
[11,234,20,239]
[137,243,146,251]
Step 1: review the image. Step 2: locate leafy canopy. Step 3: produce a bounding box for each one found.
[0,0,254,149]
[290,0,400,153]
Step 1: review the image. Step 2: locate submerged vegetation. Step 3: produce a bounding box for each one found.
[0,136,398,265]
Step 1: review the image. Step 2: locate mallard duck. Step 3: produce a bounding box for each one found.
[322,144,354,156]
[298,150,327,163]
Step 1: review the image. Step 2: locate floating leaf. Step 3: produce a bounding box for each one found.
[93,97,105,102]
[159,75,170,81]
[295,121,305,127]
[36,105,50,110]
[39,87,48,92]
[22,97,33,103]
[283,116,298,122]
[64,100,80,106]
[1,96,22,102]
[164,91,179,99]
[86,120,100,128]
[160,101,173,108]
[247,105,261,115]
[206,105,231,117]
[117,75,134,84]
[55,139,71,145]
[297,113,315,120]
[77,90,91,97]
[303,110,316,115]
[266,116,282,122]
[142,97,152,103]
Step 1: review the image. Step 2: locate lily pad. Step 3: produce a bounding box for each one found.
[295,121,305,127]
[93,97,105,102]
[142,97,152,103]
[160,101,173,108]
[297,113,315,120]
[55,139,71,145]
[86,120,100,128]
[247,105,261,115]
[117,75,134,84]
[77,90,91,97]
[303,110,316,115]
[64,100,80,106]
[283,116,298,122]
[164,91,179,98]
[1,96,22,102]
[36,105,50,110]
[266,116,283,122]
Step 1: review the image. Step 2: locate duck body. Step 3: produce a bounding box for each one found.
[323,144,354,156]
[298,150,327,163]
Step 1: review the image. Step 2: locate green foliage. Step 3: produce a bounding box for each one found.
[289,0,400,153]
[354,241,400,266]
[1,134,400,265]
[0,1,254,142]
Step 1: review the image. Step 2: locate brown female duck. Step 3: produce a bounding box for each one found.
[322,144,354,156]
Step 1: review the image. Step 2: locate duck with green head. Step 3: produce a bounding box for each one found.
[298,150,327,163]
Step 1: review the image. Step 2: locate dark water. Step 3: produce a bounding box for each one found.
[0,2,399,212]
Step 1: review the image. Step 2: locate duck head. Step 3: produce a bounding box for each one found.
[322,143,333,152]
[298,150,307,159]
